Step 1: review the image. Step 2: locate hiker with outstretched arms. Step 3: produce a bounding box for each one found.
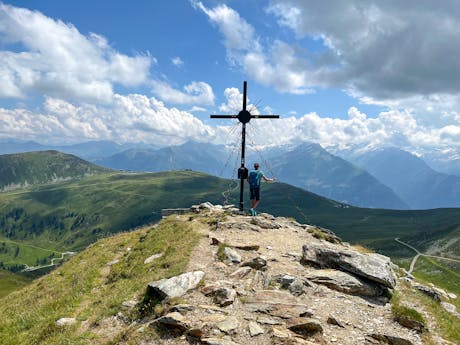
[247,163,275,216]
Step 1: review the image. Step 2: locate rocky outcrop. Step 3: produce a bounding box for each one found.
[137,204,430,345]
[302,242,397,288]
[306,269,386,297]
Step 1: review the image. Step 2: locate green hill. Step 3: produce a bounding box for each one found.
[0,150,110,191]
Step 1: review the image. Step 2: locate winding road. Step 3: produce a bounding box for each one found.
[394,238,460,274]
[22,251,76,272]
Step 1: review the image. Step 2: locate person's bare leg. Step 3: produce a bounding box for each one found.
[251,199,256,208]
[253,200,260,210]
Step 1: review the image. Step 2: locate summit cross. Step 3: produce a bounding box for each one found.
[210,81,279,212]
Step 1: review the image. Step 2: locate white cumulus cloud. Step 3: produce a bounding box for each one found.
[151,80,215,106]
[0,3,152,102]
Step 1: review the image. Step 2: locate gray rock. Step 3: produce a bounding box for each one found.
[241,257,267,270]
[230,266,252,279]
[413,283,442,302]
[248,321,264,336]
[286,317,323,336]
[249,217,281,229]
[251,271,271,289]
[214,287,237,307]
[257,317,283,325]
[302,242,396,288]
[369,333,414,345]
[307,269,385,297]
[144,252,163,264]
[276,274,296,288]
[288,278,306,296]
[202,337,241,345]
[121,300,138,310]
[147,271,205,301]
[217,316,239,333]
[156,312,189,331]
[106,259,119,266]
[441,302,460,318]
[56,317,77,327]
[224,247,241,263]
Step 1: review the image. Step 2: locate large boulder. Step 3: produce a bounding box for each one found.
[302,242,396,288]
[306,269,386,297]
[147,271,205,301]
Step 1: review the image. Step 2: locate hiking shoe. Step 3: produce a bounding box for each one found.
[253,210,257,216]
[249,208,255,216]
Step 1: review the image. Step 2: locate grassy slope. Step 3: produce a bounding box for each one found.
[0,269,31,298]
[0,216,204,345]
[0,150,110,190]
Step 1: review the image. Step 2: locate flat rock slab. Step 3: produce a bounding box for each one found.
[302,242,396,288]
[202,337,241,345]
[369,333,414,345]
[147,271,205,300]
[248,321,265,336]
[245,290,298,305]
[156,312,189,331]
[307,269,385,297]
[217,316,239,333]
[246,303,312,319]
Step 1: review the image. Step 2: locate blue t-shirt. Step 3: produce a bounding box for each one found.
[248,170,264,187]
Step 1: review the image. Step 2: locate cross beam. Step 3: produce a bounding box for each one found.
[210,81,279,212]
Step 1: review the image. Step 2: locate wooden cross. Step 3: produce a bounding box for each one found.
[211,81,279,212]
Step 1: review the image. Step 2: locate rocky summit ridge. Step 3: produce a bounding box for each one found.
[107,202,455,345]
[45,202,459,345]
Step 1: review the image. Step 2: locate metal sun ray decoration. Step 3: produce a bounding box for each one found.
[211,81,279,212]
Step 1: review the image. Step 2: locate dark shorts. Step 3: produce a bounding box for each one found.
[250,186,260,201]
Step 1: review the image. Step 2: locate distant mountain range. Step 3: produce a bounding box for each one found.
[0,151,110,191]
[95,141,229,176]
[268,143,409,209]
[2,139,460,210]
[351,147,460,209]
[0,139,140,161]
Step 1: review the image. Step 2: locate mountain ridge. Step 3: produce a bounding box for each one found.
[0,150,110,191]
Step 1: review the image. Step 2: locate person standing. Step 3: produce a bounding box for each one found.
[247,162,275,216]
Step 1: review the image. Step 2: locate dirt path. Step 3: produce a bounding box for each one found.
[395,238,460,274]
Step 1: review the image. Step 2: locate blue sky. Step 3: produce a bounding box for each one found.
[1,1,460,155]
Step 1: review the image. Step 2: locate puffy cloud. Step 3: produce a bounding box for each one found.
[151,80,215,105]
[0,3,151,102]
[0,93,218,145]
[171,56,184,67]
[194,2,316,94]
[216,88,460,153]
[192,1,258,58]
